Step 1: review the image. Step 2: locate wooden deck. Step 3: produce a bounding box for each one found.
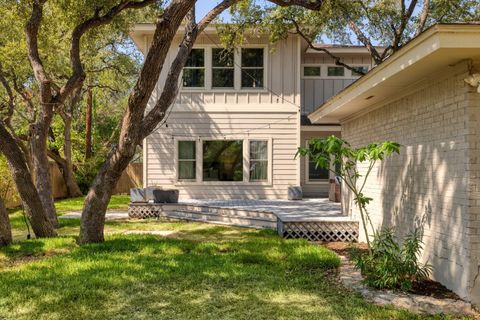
[128,199,359,242]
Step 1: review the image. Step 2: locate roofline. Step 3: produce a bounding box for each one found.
[308,23,480,124]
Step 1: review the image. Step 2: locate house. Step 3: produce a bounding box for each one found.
[309,24,480,306]
[130,24,373,200]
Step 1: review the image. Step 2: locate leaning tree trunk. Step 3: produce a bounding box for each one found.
[79,147,135,243]
[0,197,12,246]
[31,115,58,227]
[0,123,56,237]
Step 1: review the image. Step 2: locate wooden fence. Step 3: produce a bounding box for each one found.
[4,162,143,208]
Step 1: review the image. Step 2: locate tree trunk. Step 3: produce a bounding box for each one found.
[85,86,93,160]
[0,197,12,247]
[0,123,56,237]
[31,117,58,227]
[61,117,82,197]
[79,148,134,243]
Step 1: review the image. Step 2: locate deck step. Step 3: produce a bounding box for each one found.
[162,210,277,229]
[165,204,276,220]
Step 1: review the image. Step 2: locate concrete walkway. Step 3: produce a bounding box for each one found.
[60,210,129,220]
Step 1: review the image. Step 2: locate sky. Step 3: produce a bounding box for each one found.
[196,1,232,21]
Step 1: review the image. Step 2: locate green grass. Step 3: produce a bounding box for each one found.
[0,199,455,319]
[54,194,130,212]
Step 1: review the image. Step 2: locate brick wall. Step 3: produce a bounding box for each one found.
[341,61,480,305]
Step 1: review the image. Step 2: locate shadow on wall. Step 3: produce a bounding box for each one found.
[377,142,470,298]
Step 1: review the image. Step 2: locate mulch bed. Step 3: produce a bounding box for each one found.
[317,241,460,300]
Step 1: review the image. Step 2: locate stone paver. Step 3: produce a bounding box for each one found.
[338,255,477,316]
[182,198,346,222]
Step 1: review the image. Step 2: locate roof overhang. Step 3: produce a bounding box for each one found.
[308,24,480,124]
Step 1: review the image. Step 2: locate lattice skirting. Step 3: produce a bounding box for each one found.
[128,204,163,219]
[281,221,359,242]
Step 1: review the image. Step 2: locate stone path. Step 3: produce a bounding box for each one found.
[338,255,476,316]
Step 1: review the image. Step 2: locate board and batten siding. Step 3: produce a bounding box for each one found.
[143,34,301,199]
[301,51,374,116]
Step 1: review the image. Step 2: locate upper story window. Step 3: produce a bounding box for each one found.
[241,48,264,88]
[327,66,344,77]
[212,48,234,88]
[304,66,321,77]
[183,49,205,88]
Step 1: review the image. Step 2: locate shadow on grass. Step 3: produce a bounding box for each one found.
[0,228,430,320]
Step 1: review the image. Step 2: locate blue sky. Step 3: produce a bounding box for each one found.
[196,1,237,21]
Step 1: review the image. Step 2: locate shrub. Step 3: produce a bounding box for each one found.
[350,227,432,291]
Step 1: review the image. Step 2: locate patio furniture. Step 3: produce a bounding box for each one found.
[288,186,303,200]
[145,187,179,203]
[130,188,147,203]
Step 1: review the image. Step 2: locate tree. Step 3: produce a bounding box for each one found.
[297,136,400,252]
[79,0,328,243]
[223,0,479,71]
[0,0,155,237]
[0,156,13,246]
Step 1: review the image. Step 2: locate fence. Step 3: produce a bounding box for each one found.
[4,162,143,208]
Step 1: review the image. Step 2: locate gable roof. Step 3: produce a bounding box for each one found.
[308,23,480,124]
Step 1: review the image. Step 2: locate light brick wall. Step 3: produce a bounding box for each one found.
[341,61,480,305]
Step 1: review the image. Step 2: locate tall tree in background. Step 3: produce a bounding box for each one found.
[0,0,155,237]
[222,0,479,72]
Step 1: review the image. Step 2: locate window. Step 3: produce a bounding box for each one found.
[241,48,264,88]
[178,141,196,180]
[183,49,205,87]
[351,66,369,76]
[203,140,243,181]
[304,66,321,77]
[212,48,234,88]
[327,66,344,77]
[249,140,268,181]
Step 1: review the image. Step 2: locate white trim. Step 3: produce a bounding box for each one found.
[174,137,198,182]
[143,137,148,188]
[301,63,371,79]
[179,45,269,93]
[173,136,273,186]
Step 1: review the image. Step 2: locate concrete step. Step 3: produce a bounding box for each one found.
[162,209,277,229]
[163,204,277,221]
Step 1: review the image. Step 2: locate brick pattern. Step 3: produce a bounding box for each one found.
[341,61,480,305]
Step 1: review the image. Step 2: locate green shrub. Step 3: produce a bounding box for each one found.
[351,228,432,291]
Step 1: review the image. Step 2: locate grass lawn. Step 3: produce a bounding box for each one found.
[0,199,454,319]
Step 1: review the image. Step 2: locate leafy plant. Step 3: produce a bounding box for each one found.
[350,228,432,291]
[297,136,400,251]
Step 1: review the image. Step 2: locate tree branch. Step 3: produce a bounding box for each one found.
[141,1,240,135]
[415,0,429,36]
[289,18,366,75]
[58,0,156,104]
[268,0,323,10]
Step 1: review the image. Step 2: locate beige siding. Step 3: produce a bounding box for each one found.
[340,61,480,304]
[146,110,298,199]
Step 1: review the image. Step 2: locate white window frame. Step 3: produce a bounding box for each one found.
[174,136,272,186]
[239,47,267,90]
[211,48,235,89]
[181,47,208,90]
[247,139,271,182]
[302,65,322,78]
[179,45,268,92]
[304,140,331,185]
[174,138,198,182]
[300,63,371,79]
